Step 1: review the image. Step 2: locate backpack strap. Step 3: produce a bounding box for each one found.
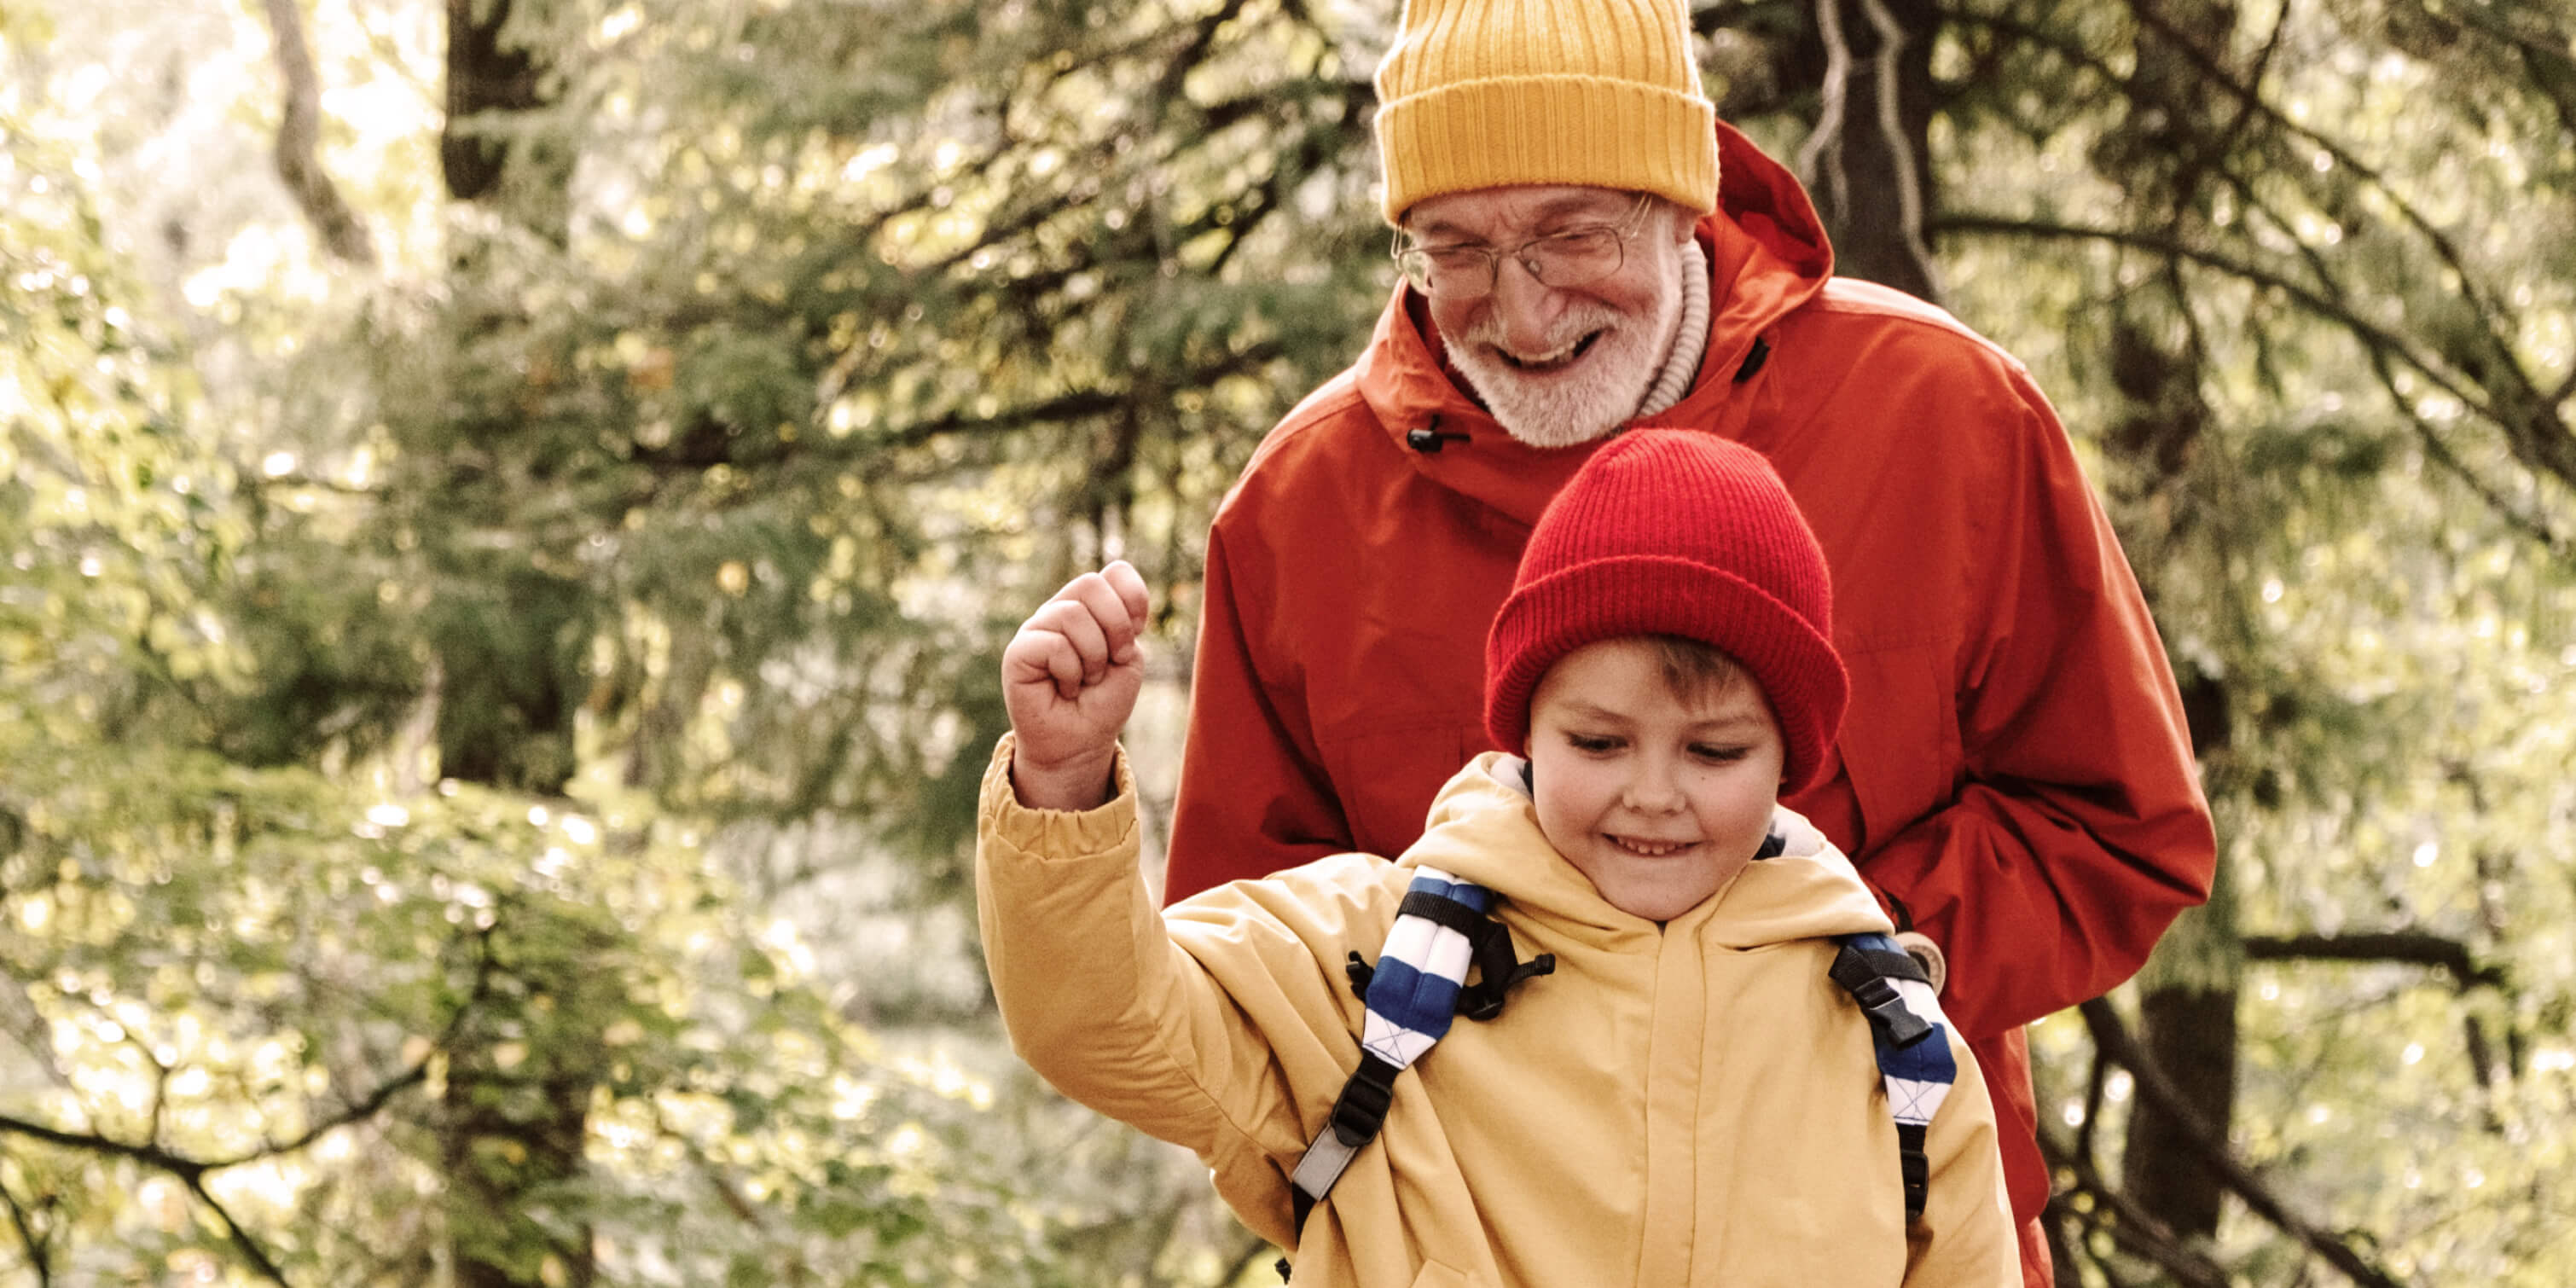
[1285,868,1552,1244]
[1830,931,1957,1222]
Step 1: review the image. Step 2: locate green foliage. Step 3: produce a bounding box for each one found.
[1923,1,2576,1281]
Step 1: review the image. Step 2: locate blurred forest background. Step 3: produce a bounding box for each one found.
[1,0,2572,1284]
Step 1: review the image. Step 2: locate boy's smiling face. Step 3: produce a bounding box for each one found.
[1525,637,1786,921]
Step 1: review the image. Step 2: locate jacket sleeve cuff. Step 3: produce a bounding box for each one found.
[979,733,1140,863]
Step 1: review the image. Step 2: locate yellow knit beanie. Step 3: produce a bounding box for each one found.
[1373,0,1720,224]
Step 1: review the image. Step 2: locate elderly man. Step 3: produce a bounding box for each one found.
[1162,0,2217,1283]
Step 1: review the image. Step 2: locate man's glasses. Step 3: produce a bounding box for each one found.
[1392,193,1656,300]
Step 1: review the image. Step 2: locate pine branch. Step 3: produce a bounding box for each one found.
[1152,0,1254,109]
[2080,998,2411,1288]
[1979,2,2576,499]
[2126,15,2568,489]
[1934,212,2443,386]
[880,390,1127,451]
[258,0,378,268]
[2422,0,2576,140]
[1953,3,2544,399]
[0,1112,215,1181]
[2205,160,2573,552]
[1930,212,2576,494]
[0,1056,427,1175]
[873,342,1289,454]
[2352,320,2571,553]
[245,1063,434,1166]
[0,965,474,1288]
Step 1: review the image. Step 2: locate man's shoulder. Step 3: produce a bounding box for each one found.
[1236,367,1383,483]
[1789,277,2034,381]
[1213,367,1410,533]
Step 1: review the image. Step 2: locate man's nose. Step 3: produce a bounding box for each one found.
[1488,255,1565,356]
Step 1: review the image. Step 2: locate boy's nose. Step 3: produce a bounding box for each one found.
[1621,764,1685,814]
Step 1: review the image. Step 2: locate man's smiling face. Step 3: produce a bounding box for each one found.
[1407,184,1694,449]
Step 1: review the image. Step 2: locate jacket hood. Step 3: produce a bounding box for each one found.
[1398,752,1889,949]
[1355,121,1837,530]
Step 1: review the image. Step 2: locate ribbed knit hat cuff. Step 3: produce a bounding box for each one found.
[1483,555,1849,792]
[1378,75,1720,223]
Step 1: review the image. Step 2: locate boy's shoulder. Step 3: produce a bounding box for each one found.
[1166,850,1414,949]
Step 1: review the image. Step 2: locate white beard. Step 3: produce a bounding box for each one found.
[1448,280,1683,450]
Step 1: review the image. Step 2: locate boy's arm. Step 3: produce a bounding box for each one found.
[976,740,1282,1161]
[1902,1032,2022,1286]
[988,562,1286,1176]
[977,732,1389,1249]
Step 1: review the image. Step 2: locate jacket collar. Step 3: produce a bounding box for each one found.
[1355,121,1837,531]
[1398,754,1888,949]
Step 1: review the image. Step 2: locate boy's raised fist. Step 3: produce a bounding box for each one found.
[1001,560,1150,810]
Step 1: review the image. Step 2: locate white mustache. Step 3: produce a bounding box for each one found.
[1460,306,1624,366]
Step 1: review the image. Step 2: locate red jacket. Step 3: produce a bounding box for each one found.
[1165,122,2215,1279]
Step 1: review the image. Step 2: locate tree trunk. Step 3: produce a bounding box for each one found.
[1794,0,1942,301]
[443,903,618,1288]
[444,0,570,239]
[2121,864,2241,1241]
[2098,0,2246,1249]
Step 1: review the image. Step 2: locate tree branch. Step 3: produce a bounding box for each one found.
[2242,931,2508,990]
[2080,999,2411,1288]
[0,1158,55,1288]
[0,1048,433,1285]
[239,1061,433,1168]
[0,1112,212,1182]
[258,0,379,268]
[182,1172,293,1287]
[1932,214,2436,385]
[2042,1125,2231,1288]
[865,342,1288,455]
[0,1061,423,1174]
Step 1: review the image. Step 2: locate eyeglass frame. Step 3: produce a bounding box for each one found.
[1390,192,1660,299]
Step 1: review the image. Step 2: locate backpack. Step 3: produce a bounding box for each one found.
[1277,864,1955,1279]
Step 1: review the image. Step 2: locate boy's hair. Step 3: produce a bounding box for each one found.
[1647,634,1750,705]
[1484,429,1848,790]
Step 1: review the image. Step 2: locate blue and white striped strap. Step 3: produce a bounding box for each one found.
[1832,931,1956,1220]
[1289,868,1489,1220]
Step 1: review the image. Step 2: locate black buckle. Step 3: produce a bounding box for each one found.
[1848,975,1933,1047]
[1327,1053,1400,1147]
[1452,919,1555,1021]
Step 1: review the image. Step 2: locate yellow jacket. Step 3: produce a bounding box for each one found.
[978,740,2018,1287]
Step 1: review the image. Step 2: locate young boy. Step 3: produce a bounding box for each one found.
[978,430,2017,1286]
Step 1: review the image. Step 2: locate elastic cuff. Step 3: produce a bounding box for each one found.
[979,734,1140,862]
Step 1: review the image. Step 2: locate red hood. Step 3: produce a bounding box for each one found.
[1354,121,1837,529]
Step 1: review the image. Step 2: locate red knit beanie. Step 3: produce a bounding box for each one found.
[1484,429,1848,792]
